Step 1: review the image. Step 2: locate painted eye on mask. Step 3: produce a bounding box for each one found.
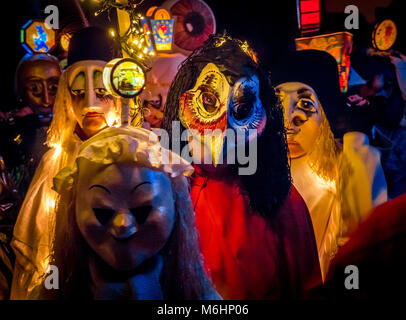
[231,88,256,120]
[26,82,43,96]
[94,88,110,99]
[297,98,317,113]
[129,205,152,225]
[71,89,85,97]
[93,208,115,226]
[179,63,229,135]
[199,91,219,114]
[228,75,267,139]
[95,88,107,95]
[48,83,58,96]
[93,205,153,227]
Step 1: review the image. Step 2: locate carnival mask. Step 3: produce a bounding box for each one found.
[275,82,322,159]
[19,59,61,125]
[142,89,165,129]
[179,63,266,166]
[68,61,115,137]
[75,163,175,271]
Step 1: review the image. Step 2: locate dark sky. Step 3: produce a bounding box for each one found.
[1,0,401,110]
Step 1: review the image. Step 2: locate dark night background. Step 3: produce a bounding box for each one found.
[1,0,404,111]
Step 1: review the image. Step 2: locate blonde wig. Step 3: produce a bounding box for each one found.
[46,66,121,150]
[306,104,341,183]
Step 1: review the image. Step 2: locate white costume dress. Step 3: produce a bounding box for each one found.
[291,131,387,279]
[10,65,120,299]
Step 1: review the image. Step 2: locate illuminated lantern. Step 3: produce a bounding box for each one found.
[141,18,155,52]
[60,33,72,52]
[295,32,353,92]
[103,58,146,126]
[372,19,397,51]
[146,6,158,17]
[297,0,321,35]
[103,58,146,99]
[142,7,175,52]
[21,20,56,54]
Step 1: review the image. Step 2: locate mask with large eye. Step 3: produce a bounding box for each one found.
[228,75,266,142]
[179,63,230,166]
[67,61,118,137]
[179,63,229,134]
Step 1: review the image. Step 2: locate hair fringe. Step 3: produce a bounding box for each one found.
[306,106,340,183]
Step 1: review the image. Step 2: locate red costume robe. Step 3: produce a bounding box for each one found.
[190,165,322,299]
[322,193,406,299]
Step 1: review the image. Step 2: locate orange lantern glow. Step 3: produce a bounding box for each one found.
[296,32,353,92]
[21,20,56,54]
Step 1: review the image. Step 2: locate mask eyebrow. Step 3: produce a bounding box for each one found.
[131,181,152,194]
[70,72,85,90]
[25,77,45,82]
[89,184,111,194]
[47,76,60,82]
[93,70,103,82]
[297,88,313,95]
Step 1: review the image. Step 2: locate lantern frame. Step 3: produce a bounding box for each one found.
[21,19,56,54]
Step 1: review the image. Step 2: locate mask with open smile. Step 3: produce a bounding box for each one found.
[76,162,176,272]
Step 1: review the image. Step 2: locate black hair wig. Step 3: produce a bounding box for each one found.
[162,34,292,219]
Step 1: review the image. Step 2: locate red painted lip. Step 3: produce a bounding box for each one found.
[287,140,300,145]
[84,112,103,118]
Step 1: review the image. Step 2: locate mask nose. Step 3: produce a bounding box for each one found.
[85,89,97,108]
[290,110,308,129]
[284,98,308,133]
[109,212,137,240]
[41,83,51,107]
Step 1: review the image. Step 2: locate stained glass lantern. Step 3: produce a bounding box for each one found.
[21,20,56,54]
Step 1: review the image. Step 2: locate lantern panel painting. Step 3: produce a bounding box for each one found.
[372,19,397,51]
[295,32,353,92]
[21,20,56,54]
[141,18,154,52]
[103,58,146,98]
[151,19,175,51]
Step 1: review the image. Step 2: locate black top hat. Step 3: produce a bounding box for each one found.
[272,50,346,137]
[67,26,120,67]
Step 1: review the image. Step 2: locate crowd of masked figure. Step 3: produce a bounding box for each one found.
[0,26,405,300]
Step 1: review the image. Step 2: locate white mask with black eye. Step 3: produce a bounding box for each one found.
[228,75,267,142]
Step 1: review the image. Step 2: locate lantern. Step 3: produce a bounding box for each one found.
[103,58,146,99]
[296,32,353,92]
[297,0,321,35]
[142,7,175,52]
[21,20,56,54]
[372,19,397,51]
[103,58,146,126]
[60,33,72,52]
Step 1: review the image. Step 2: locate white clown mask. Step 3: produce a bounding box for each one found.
[67,60,117,137]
